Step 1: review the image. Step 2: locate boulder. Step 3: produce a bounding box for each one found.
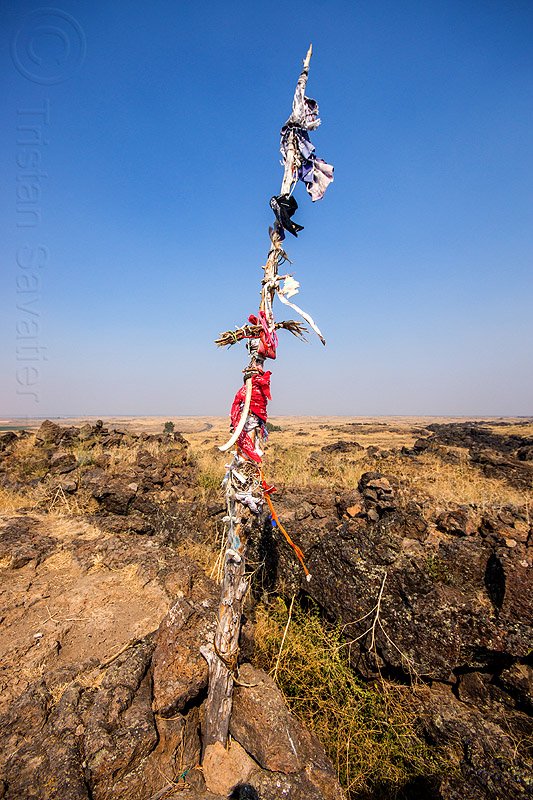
[320,440,363,454]
[202,740,255,796]
[50,451,77,474]
[35,420,64,446]
[0,516,56,568]
[78,423,93,441]
[0,432,18,452]
[91,479,136,515]
[517,445,533,461]
[436,508,473,536]
[420,683,532,799]
[335,490,364,519]
[498,663,533,713]
[152,590,218,717]
[358,472,396,514]
[84,641,158,799]
[230,664,345,800]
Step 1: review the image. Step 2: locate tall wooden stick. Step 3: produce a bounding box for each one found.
[202,43,329,755]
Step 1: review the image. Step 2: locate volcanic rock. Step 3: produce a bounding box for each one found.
[230,664,345,800]
[35,419,64,446]
[320,440,363,454]
[91,478,137,515]
[0,432,17,452]
[152,589,218,717]
[50,450,77,474]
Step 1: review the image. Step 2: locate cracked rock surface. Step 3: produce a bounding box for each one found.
[0,421,346,800]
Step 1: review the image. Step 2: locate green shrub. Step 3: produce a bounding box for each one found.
[266,422,282,433]
[197,469,222,494]
[253,598,445,798]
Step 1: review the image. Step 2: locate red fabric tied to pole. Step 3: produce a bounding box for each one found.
[231,371,272,425]
[258,311,278,360]
[230,371,272,462]
[247,313,277,360]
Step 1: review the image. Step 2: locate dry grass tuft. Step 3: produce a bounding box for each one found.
[30,482,99,517]
[183,447,225,504]
[253,598,447,798]
[383,451,531,513]
[195,438,530,511]
[12,433,38,457]
[268,444,366,488]
[175,538,220,578]
[174,512,225,580]
[0,486,30,513]
[186,417,531,512]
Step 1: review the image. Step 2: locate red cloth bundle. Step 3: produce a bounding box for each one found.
[230,371,272,462]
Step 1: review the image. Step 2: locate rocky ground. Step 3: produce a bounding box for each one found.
[0,418,531,799]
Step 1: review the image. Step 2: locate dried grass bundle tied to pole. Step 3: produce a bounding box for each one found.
[215,319,308,348]
[201,43,334,762]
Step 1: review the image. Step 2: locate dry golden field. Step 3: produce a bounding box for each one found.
[2,415,530,515]
[182,416,533,513]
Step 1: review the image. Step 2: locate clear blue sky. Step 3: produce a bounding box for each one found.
[1,0,532,417]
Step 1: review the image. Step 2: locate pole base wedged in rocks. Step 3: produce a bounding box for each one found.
[201,43,325,764]
[200,551,248,752]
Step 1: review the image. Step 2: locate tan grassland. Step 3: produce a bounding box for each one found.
[1,416,531,514]
[183,416,533,512]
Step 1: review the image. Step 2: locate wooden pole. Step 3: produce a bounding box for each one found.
[201,44,317,755]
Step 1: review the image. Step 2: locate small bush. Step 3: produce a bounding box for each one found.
[266,422,282,433]
[253,598,445,798]
[73,447,97,467]
[425,554,450,584]
[197,469,222,495]
[163,421,175,433]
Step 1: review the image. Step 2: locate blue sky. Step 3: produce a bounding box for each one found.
[1,0,532,417]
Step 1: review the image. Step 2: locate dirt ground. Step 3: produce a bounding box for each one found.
[0,513,178,718]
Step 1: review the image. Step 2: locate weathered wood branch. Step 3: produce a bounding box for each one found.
[201,551,248,752]
[202,45,315,756]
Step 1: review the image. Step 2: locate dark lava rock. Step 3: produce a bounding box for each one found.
[358,472,396,515]
[517,445,533,461]
[91,478,137,515]
[320,440,363,455]
[436,508,473,536]
[152,588,218,717]
[0,516,57,568]
[78,423,93,441]
[412,436,439,453]
[405,423,533,487]
[0,432,18,452]
[470,448,514,468]
[265,478,533,800]
[472,447,533,488]
[34,419,64,446]
[230,664,344,800]
[1,639,159,800]
[335,490,364,519]
[498,663,533,714]
[426,422,533,454]
[420,683,532,799]
[50,450,77,474]
[84,639,158,799]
